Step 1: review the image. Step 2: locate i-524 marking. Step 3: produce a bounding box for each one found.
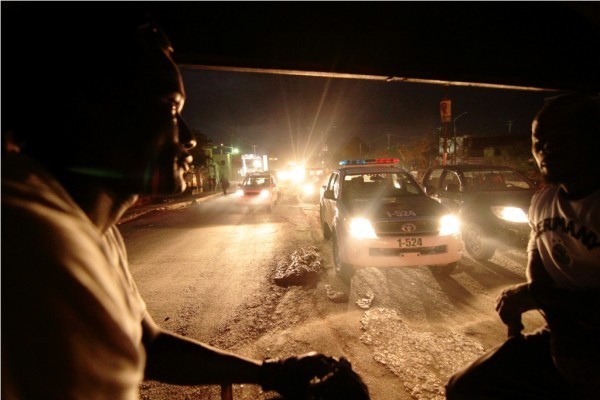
[398,237,422,247]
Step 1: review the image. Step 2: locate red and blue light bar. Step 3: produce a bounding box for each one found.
[339,158,400,166]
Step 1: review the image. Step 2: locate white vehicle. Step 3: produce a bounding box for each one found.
[320,158,463,281]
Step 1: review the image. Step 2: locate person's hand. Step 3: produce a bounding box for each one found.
[495,283,536,337]
[259,352,369,400]
[308,356,370,400]
[260,352,336,399]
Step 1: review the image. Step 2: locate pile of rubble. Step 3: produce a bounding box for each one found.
[360,308,486,400]
[273,246,322,287]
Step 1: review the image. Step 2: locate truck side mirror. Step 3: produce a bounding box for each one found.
[323,189,335,200]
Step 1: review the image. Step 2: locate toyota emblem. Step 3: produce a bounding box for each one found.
[401,223,417,232]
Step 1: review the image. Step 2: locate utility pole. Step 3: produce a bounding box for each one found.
[321,129,325,167]
[453,111,468,165]
[387,133,391,154]
[443,125,449,166]
[506,120,514,134]
[440,98,452,166]
[252,144,257,155]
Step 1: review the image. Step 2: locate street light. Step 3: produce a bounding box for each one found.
[453,112,468,164]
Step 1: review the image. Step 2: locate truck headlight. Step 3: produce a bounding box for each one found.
[439,214,460,235]
[259,189,270,198]
[234,189,244,197]
[491,206,528,223]
[349,218,377,239]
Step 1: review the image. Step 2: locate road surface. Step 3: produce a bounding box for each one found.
[119,191,544,400]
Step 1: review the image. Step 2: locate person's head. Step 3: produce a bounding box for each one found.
[531,93,600,191]
[2,4,196,196]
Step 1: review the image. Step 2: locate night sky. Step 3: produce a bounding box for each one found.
[181,68,552,162]
[145,2,597,164]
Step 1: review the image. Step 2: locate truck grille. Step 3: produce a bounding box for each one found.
[373,219,439,236]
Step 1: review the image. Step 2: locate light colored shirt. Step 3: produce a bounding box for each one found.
[2,154,147,399]
[527,184,600,290]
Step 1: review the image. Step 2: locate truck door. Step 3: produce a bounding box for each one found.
[438,170,462,213]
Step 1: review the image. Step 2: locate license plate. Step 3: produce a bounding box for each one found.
[398,237,422,248]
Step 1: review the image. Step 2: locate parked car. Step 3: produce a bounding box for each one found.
[421,165,539,260]
[234,172,279,212]
[320,158,462,282]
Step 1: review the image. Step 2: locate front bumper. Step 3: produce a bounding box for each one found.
[235,195,273,207]
[338,232,463,269]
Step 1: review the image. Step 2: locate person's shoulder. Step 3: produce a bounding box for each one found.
[529,185,561,221]
[532,184,560,203]
[3,154,76,209]
[3,154,99,250]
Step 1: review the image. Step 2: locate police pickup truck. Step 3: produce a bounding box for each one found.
[320,158,463,282]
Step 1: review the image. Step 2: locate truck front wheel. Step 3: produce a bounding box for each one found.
[333,233,354,283]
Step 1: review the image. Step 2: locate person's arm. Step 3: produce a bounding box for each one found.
[494,249,545,336]
[141,311,262,385]
[527,250,600,329]
[495,282,536,337]
[527,251,600,391]
[526,248,554,285]
[141,312,369,398]
[496,249,600,336]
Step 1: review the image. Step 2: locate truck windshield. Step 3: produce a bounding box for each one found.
[342,172,423,201]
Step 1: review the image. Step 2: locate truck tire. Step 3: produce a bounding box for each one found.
[333,232,355,283]
[463,224,496,260]
[321,207,332,240]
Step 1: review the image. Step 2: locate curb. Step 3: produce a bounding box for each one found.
[117,192,221,225]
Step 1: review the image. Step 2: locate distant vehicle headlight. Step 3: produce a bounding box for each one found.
[259,189,271,198]
[439,214,460,235]
[234,189,244,197]
[349,217,377,239]
[302,183,315,196]
[278,171,289,181]
[491,206,528,223]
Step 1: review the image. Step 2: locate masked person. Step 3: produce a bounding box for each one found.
[1,5,369,400]
[445,93,600,399]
